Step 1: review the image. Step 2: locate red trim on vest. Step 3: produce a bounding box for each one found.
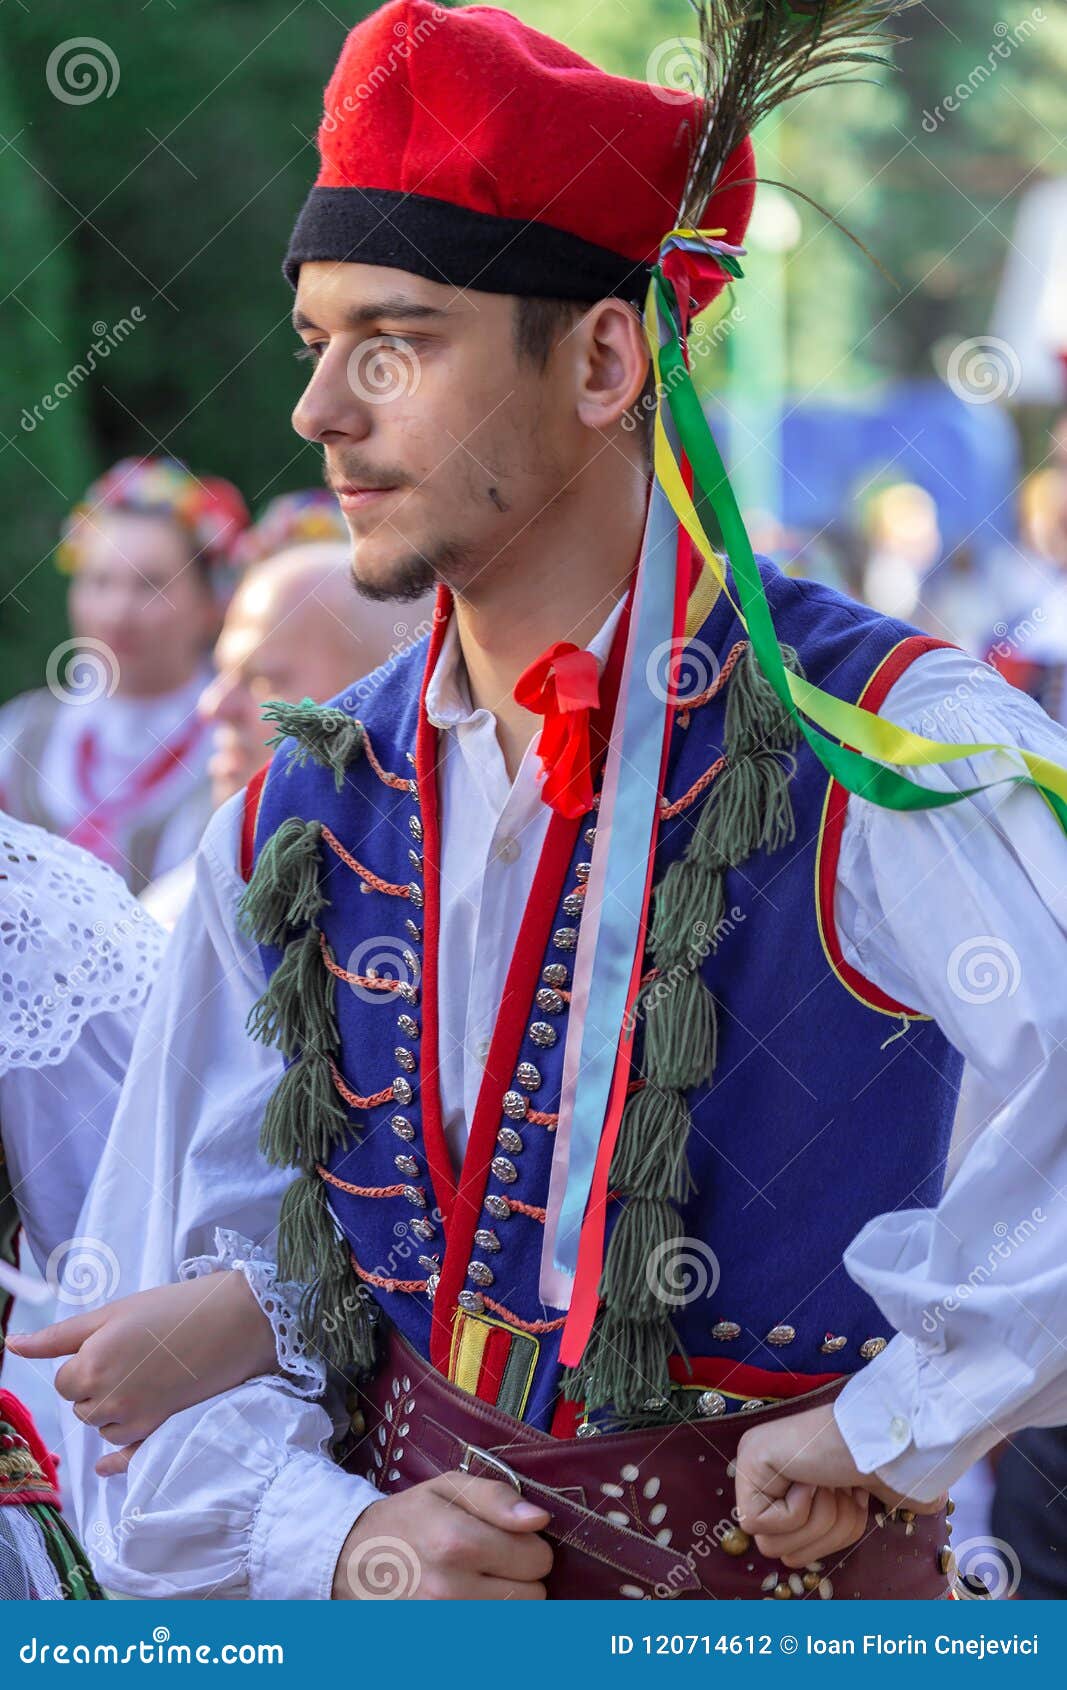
[667,1354,843,1399]
[0,1389,61,1510]
[427,585,636,1372]
[239,764,270,884]
[817,635,954,1017]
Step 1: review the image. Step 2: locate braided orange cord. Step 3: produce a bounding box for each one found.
[676,639,747,726]
[318,1164,411,1200]
[526,1106,559,1126]
[328,1056,394,1112]
[361,728,411,792]
[479,1295,565,1333]
[318,931,402,993]
[502,1198,547,1222]
[660,754,727,819]
[320,824,410,896]
[350,1251,427,1294]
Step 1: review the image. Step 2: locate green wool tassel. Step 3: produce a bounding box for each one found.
[238,817,326,948]
[649,856,725,965]
[608,1085,696,1205]
[259,1052,353,1168]
[724,642,801,760]
[246,924,339,1060]
[277,1176,377,1375]
[642,968,716,1092]
[262,699,365,793]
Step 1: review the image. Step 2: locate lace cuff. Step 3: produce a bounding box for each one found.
[179,1228,326,1400]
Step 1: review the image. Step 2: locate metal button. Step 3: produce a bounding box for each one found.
[575,862,591,882]
[397,981,418,1005]
[392,1077,413,1105]
[404,918,422,942]
[491,1156,518,1185]
[583,826,597,846]
[562,893,584,918]
[860,1336,888,1360]
[496,1126,523,1154]
[397,1014,419,1040]
[535,987,564,1015]
[766,1324,796,1347]
[820,1333,847,1354]
[484,1194,511,1221]
[407,882,424,909]
[696,1390,726,1417]
[553,927,578,952]
[542,963,569,988]
[408,849,423,873]
[390,1115,415,1141]
[468,1260,494,1287]
[408,815,423,842]
[401,947,418,973]
[458,1290,484,1314]
[712,1320,741,1342]
[409,1216,436,1241]
[502,1090,528,1120]
[497,836,521,865]
[474,1229,500,1253]
[394,1154,419,1177]
[528,1021,557,1048]
[395,1047,417,1072]
[407,778,418,797]
[516,1062,541,1091]
[402,1184,426,1208]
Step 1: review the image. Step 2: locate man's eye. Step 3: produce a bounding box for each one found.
[294,343,326,364]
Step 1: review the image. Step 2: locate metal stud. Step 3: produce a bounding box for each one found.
[535,987,564,1015]
[528,1021,557,1049]
[407,882,424,909]
[425,1273,440,1299]
[712,1320,741,1342]
[542,963,569,988]
[458,1290,484,1315]
[408,849,423,873]
[405,750,417,767]
[404,919,422,942]
[418,1255,439,1274]
[860,1336,888,1360]
[938,1548,956,1578]
[575,862,591,882]
[584,826,597,846]
[392,1077,413,1105]
[409,1216,436,1241]
[820,1333,848,1354]
[397,1014,419,1040]
[401,947,418,974]
[575,1421,600,1438]
[496,1126,524,1154]
[696,1390,726,1417]
[484,1194,511,1221]
[773,1583,792,1600]
[766,1324,796,1347]
[395,1047,417,1073]
[562,892,584,918]
[515,1062,541,1092]
[553,927,578,952]
[719,1528,752,1557]
[394,1154,419,1177]
[474,1229,500,1253]
[408,815,423,842]
[391,1115,415,1141]
[408,779,418,797]
[802,1572,821,1592]
[402,1184,426,1208]
[468,1261,494,1288]
[739,1399,766,1412]
[502,1090,528,1121]
[491,1156,518,1185]
[397,981,418,1005]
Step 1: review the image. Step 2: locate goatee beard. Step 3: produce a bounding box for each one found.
[351,539,481,603]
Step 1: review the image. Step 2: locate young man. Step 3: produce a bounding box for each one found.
[47,3,1067,1600]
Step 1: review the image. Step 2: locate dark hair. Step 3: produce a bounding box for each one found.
[512,296,657,460]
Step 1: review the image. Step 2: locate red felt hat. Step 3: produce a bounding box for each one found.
[285,1,755,306]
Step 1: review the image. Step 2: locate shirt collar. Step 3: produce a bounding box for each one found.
[425,594,627,732]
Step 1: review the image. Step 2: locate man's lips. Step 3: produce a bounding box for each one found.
[333,482,402,510]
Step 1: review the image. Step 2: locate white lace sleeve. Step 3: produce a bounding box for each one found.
[180,1227,326,1399]
[0,812,165,1077]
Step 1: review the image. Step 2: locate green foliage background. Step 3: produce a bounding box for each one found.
[1,0,1063,698]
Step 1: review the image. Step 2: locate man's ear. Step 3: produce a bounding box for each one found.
[574,299,650,433]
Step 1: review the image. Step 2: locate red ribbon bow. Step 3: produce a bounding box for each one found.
[514,641,602,819]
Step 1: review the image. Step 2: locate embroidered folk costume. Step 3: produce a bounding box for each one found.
[0,458,249,895]
[66,3,1067,1600]
[0,813,165,1597]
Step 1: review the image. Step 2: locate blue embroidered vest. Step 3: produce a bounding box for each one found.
[248,560,963,1434]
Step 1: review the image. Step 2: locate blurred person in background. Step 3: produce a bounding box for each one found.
[860,481,942,622]
[142,491,434,928]
[984,456,1067,722]
[0,458,248,895]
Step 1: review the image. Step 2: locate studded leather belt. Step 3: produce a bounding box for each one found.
[345,1327,956,1600]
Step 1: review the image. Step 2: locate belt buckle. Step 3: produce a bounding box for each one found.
[457,1441,523,1495]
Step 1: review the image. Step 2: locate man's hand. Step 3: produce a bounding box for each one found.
[734,1403,945,1568]
[6,1273,279,1475]
[333,1472,553,1600]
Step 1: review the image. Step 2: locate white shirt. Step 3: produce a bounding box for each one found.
[63,621,1067,1598]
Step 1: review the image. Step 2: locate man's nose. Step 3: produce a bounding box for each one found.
[292,343,374,445]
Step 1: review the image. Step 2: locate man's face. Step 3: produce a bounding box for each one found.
[290,263,578,603]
